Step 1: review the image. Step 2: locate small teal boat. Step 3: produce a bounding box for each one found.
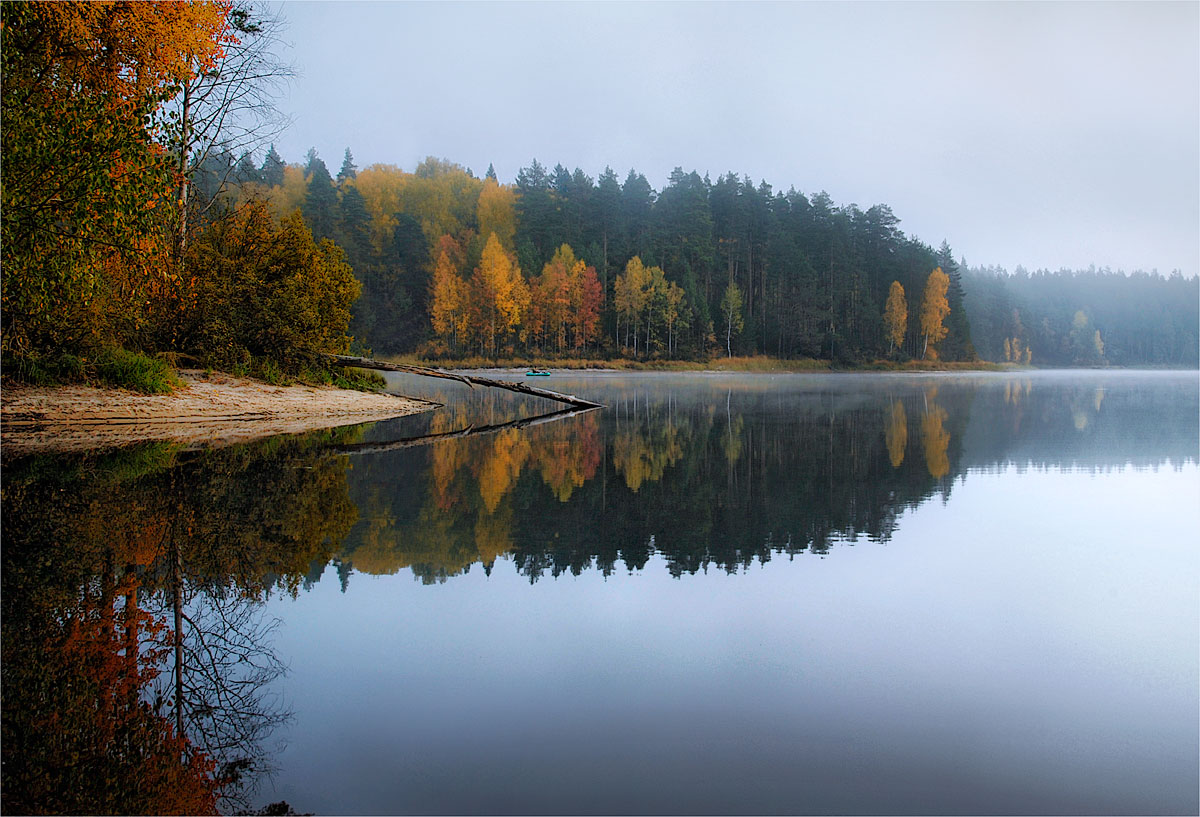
[525,370,550,377]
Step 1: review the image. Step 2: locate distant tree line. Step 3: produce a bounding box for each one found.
[230,148,1196,368]
[964,266,1199,367]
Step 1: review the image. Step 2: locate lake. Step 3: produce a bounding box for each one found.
[2,370,1197,815]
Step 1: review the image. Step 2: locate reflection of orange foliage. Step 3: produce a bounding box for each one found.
[921,394,950,479]
[429,430,470,512]
[533,412,602,502]
[885,401,907,468]
[5,573,222,815]
[478,429,531,513]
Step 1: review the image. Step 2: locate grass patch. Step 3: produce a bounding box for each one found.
[330,366,387,392]
[93,348,182,393]
[4,349,181,393]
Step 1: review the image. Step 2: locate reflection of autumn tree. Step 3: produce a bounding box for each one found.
[612,424,683,492]
[3,573,221,815]
[611,401,688,492]
[921,389,951,479]
[340,398,605,581]
[722,414,745,468]
[1,513,221,814]
[147,587,290,811]
[474,501,516,570]
[885,400,908,468]
[2,429,364,812]
[478,428,532,512]
[532,410,602,502]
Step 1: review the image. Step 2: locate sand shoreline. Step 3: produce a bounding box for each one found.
[0,370,438,456]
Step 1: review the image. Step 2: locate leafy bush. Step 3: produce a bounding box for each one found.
[183,200,361,374]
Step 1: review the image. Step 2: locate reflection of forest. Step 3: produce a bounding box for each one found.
[336,380,971,582]
[1,427,367,814]
[336,374,1197,584]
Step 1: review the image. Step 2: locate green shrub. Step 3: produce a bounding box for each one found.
[92,348,181,393]
[184,201,360,376]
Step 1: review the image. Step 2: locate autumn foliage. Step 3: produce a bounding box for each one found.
[0,1,230,358]
[920,267,951,360]
[183,200,360,373]
[1,1,360,381]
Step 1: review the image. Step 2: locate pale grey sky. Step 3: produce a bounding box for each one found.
[271,1,1199,277]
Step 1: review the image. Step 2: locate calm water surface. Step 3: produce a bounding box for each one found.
[3,371,1197,815]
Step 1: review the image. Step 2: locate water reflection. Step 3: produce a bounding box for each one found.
[1,428,366,812]
[2,371,1197,813]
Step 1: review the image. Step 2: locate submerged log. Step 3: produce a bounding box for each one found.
[326,406,600,456]
[326,355,604,409]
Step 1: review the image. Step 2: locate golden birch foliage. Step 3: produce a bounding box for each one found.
[354,164,407,253]
[885,400,908,468]
[884,280,907,352]
[429,240,468,345]
[617,257,652,321]
[476,177,517,251]
[402,159,483,244]
[532,245,577,351]
[469,233,527,354]
[919,267,951,359]
[663,279,687,350]
[269,164,308,221]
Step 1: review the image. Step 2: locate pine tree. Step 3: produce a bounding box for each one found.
[337,147,357,185]
[301,154,337,242]
[260,144,285,188]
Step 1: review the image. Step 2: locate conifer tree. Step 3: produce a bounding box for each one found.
[260,144,285,188]
[337,147,357,184]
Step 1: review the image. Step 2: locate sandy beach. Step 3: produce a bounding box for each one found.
[0,370,438,456]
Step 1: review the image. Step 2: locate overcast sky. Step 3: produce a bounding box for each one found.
[270,1,1199,277]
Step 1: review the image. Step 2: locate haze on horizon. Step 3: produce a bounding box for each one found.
[270,1,1199,279]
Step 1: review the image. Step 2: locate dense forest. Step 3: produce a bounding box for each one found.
[210,149,976,363]
[205,144,1198,367]
[2,0,1195,389]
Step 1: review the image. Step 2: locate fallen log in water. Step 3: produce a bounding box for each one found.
[326,355,605,409]
[325,405,600,456]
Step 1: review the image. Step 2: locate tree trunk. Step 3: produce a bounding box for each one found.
[175,76,192,256]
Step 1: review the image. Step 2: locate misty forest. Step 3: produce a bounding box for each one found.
[2,1,1196,384]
